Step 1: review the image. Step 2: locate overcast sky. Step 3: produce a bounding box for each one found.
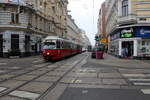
[68,0,105,45]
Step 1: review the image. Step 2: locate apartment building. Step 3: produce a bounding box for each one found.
[0,0,68,57]
[106,0,150,58]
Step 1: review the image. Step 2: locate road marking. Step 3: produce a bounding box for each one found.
[0,70,5,73]
[75,80,82,83]
[82,90,88,94]
[129,78,150,82]
[34,63,47,68]
[141,89,150,94]
[0,63,7,65]
[0,87,7,92]
[145,74,150,77]
[9,90,40,99]
[133,82,150,86]
[122,74,146,77]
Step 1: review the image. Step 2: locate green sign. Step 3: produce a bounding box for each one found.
[121,33,133,38]
[120,29,134,38]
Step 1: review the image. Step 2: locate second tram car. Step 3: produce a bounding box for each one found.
[42,36,82,61]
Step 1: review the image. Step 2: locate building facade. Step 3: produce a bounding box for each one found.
[66,15,79,42]
[97,2,108,47]
[106,0,150,58]
[0,0,68,57]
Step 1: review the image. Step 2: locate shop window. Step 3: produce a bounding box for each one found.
[139,18,146,21]
[142,41,145,45]
[146,42,149,46]
[32,45,35,50]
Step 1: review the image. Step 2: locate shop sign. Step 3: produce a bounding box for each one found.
[120,29,134,38]
[140,28,150,35]
[136,27,150,37]
[101,38,108,44]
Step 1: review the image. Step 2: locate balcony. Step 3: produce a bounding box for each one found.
[118,14,137,25]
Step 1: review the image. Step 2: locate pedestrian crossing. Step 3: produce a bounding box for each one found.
[122,73,150,94]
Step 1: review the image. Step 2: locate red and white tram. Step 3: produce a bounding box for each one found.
[42,36,82,61]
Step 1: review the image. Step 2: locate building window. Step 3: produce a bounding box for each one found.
[11,13,19,24]
[122,0,128,16]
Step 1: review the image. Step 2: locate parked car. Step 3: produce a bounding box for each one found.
[91,48,97,58]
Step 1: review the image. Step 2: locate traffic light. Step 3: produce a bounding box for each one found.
[95,36,100,41]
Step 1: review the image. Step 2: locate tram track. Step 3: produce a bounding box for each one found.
[37,53,89,100]
[0,53,87,98]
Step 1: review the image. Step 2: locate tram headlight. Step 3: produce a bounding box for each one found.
[47,52,50,55]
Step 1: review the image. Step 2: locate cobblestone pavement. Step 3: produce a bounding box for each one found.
[0,53,150,100]
[58,53,150,100]
[0,53,88,100]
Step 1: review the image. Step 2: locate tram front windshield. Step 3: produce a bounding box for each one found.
[43,42,56,49]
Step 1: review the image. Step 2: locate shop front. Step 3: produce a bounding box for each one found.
[0,30,43,57]
[110,26,150,59]
[135,26,150,58]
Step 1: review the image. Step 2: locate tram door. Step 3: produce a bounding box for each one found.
[0,35,3,57]
[11,35,19,55]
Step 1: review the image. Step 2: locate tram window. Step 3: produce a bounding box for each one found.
[56,41,61,49]
[43,42,56,49]
[61,42,64,49]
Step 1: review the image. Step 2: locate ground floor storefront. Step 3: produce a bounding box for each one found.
[0,30,43,57]
[109,26,150,59]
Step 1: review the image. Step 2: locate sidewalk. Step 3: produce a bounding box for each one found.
[89,53,150,69]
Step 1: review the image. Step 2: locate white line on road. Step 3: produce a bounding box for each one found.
[0,63,7,65]
[122,74,146,77]
[129,78,150,82]
[9,90,40,99]
[133,82,150,86]
[0,87,7,92]
[141,89,150,94]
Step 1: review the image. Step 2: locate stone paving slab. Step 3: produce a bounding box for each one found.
[0,80,25,88]
[0,96,26,100]
[20,82,52,93]
[102,79,127,85]
[58,87,150,100]
[46,71,66,76]
[26,70,47,75]
[60,77,76,84]
[35,76,60,82]
[76,72,98,78]
[14,75,37,81]
[69,84,120,89]
[75,77,101,85]
[0,74,15,80]
[42,83,68,100]
[99,73,122,78]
